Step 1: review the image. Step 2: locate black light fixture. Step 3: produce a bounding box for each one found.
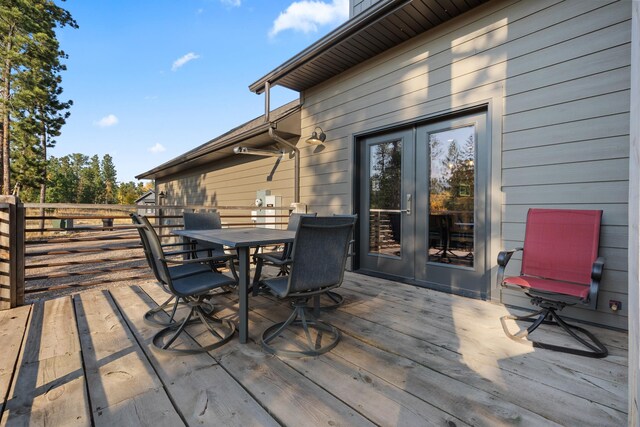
[306,126,326,145]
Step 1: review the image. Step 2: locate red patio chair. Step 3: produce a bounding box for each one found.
[497,208,607,358]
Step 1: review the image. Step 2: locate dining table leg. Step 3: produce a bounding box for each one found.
[237,246,250,344]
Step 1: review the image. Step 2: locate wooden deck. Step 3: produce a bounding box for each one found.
[0,272,628,426]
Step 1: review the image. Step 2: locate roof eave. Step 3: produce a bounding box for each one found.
[135,123,271,180]
[135,102,302,180]
[248,0,408,94]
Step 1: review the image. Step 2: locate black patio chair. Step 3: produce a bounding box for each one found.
[312,213,359,310]
[497,208,607,358]
[257,216,356,357]
[132,213,216,326]
[251,212,316,293]
[137,214,237,354]
[183,212,238,278]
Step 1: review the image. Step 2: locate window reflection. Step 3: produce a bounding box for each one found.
[429,127,475,267]
[369,140,402,257]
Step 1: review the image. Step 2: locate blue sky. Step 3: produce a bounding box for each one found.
[53,0,349,182]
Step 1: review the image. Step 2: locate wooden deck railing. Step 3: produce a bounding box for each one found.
[0,196,25,309]
[1,200,294,307]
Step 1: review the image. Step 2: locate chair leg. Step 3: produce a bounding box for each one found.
[144,295,181,326]
[500,308,608,358]
[251,258,264,296]
[277,264,290,276]
[145,293,215,327]
[296,290,344,311]
[152,297,236,355]
[261,300,341,358]
[319,291,344,311]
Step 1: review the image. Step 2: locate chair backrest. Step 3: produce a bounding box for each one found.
[286,212,317,231]
[521,208,602,285]
[333,213,358,249]
[286,216,356,295]
[136,214,175,292]
[183,211,224,252]
[184,211,222,229]
[131,213,161,281]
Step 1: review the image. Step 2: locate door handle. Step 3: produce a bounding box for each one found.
[401,194,412,215]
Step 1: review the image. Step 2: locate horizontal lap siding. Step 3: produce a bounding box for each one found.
[157,156,295,209]
[500,0,630,329]
[301,0,630,328]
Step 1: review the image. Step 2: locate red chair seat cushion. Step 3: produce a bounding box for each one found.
[503,275,589,300]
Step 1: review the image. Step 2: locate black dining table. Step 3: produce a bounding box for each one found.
[172,227,295,343]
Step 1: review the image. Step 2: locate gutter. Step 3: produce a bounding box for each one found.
[269,126,300,203]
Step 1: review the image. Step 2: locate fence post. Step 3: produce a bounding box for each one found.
[0,196,25,309]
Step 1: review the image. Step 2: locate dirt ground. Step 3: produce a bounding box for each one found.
[24,227,155,304]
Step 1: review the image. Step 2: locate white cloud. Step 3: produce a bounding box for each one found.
[148,143,166,153]
[220,0,241,6]
[269,0,348,38]
[171,52,201,71]
[94,114,118,127]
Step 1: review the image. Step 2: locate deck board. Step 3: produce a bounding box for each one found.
[250,292,620,426]
[113,284,279,427]
[0,306,30,412]
[141,282,374,427]
[74,290,183,426]
[0,272,629,426]
[326,295,627,425]
[1,299,90,426]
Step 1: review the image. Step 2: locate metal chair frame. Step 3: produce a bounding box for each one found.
[251,213,316,292]
[258,216,355,357]
[183,211,239,283]
[497,209,607,358]
[136,214,237,354]
[132,213,216,326]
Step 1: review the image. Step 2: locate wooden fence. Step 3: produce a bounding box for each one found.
[0,199,293,308]
[0,196,25,309]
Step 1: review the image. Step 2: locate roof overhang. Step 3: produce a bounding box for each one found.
[136,102,300,181]
[249,0,488,94]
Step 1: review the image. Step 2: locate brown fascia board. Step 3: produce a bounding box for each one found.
[248,0,408,94]
[135,102,301,180]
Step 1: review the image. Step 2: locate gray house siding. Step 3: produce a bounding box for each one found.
[157,155,295,210]
[298,0,630,328]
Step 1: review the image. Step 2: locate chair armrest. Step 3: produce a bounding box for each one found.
[163,254,232,265]
[255,252,290,265]
[496,248,522,289]
[587,256,605,309]
[497,248,522,267]
[591,256,605,281]
[161,242,192,248]
[163,247,221,258]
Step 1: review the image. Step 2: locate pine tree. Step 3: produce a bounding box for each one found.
[47,154,78,202]
[78,154,100,203]
[0,0,77,194]
[101,154,117,204]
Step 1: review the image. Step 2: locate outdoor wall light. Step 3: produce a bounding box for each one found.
[306,127,326,145]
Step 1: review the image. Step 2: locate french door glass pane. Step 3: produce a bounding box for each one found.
[369,140,402,257]
[428,126,475,267]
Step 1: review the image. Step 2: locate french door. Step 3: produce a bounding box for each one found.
[358,112,489,298]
